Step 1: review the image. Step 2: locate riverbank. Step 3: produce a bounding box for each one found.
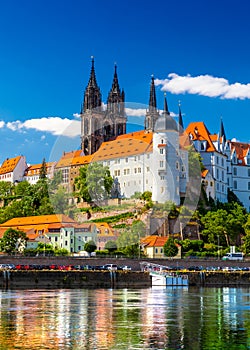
[2,270,250,289]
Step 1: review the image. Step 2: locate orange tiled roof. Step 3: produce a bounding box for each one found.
[92,130,153,161]
[0,214,76,228]
[55,150,83,168]
[71,154,93,166]
[24,162,55,176]
[95,222,116,236]
[0,156,22,175]
[230,141,250,166]
[185,122,216,152]
[202,169,209,178]
[141,235,168,247]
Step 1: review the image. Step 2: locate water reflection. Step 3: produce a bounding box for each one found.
[0,287,249,349]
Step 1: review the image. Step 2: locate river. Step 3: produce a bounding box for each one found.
[0,287,249,349]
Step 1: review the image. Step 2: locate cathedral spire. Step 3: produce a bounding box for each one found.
[163,92,170,115]
[219,117,226,141]
[178,100,184,131]
[149,75,157,112]
[82,56,102,113]
[108,63,121,100]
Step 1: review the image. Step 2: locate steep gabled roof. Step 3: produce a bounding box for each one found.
[0,156,22,175]
[185,122,216,152]
[230,141,250,166]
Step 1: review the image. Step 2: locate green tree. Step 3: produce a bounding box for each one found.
[163,236,178,257]
[39,158,47,179]
[13,181,32,197]
[0,228,27,254]
[105,240,117,253]
[84,240,97,255]
[243,214,250,254]
[201,203,247,246]
[117,220,146,256]
[0,181,13,199]
[74,163,113,204]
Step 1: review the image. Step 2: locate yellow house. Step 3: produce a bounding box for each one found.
[141,235,181,259]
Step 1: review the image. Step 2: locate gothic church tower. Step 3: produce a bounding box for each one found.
[80,58,126,155]
[144,75,160,131]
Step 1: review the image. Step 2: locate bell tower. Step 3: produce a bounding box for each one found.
[105,64,126,140]
[145,75,160,131]
[80,57,104,155]
[80,59,127,155]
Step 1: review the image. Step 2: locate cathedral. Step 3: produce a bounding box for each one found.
[80,57,127,155]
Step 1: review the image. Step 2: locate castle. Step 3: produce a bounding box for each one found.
[0,59,249,212]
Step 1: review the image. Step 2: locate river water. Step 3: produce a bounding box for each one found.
[0,287,250,349]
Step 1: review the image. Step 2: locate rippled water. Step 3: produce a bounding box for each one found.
[0,287,250,349]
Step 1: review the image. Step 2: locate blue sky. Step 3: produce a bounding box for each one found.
[0,0,250,164]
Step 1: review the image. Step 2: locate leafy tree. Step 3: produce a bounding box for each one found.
[201,203,247,247]
[13,181,32,197]
[188,145,204,178]
[49,170,63,193]
[0,228,27,254]
[105,240,117,253]
[39,158,47,179]
[141,191,152,202]
[50,185,70,215]
[74,163,113,204]
[36,242,54,256]
[163,236,178,257]
[243,214,250,254]
[116,220,146,255]
[84,240,97,254]
[0,181,13,199]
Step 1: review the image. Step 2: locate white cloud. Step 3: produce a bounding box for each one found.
[125,107,146,117]
[6,117,81,137]
[6,121,22,131]
[41,135,46,140]
[155,73,250,100]
[0,121,5,128]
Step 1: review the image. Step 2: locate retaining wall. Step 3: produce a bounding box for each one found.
[0,270,151,289]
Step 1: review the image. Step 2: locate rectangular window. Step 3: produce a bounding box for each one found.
[160,161,164,168]
[234,181,237,189]
[160,148,164,154]
[248,182,250,191]
[233,168,237,176]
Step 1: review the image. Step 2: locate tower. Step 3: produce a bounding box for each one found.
[145,75,160,131]
[105,64,126,140]
[80,58,126,155]
[152,95,180,205]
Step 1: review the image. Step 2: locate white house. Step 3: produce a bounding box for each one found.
[0,156,27,183]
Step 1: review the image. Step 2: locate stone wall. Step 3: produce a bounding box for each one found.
[0,270,151,289]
